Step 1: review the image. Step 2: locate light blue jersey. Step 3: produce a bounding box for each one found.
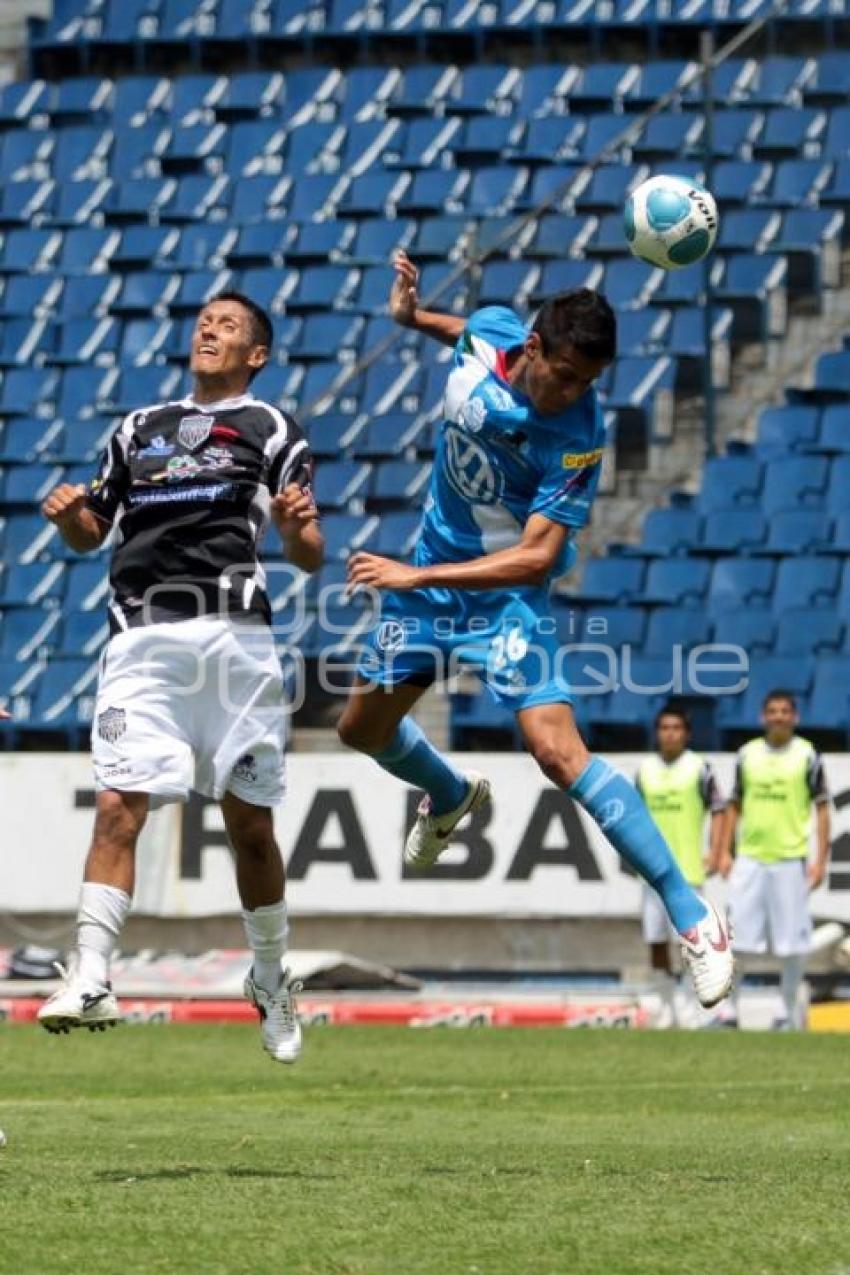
[359,305,607,711]
[418,305,606,579]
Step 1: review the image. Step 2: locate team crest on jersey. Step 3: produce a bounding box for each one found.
[444,426,504,504]
[178,414,215,451]
[97,706,126,743]
[376,620,407,653]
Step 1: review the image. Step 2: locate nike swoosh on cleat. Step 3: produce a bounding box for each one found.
[708,926,729,953]
[81,992,108,1011]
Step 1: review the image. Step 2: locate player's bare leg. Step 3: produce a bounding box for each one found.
[223,792,300,1063]
[517,702,733,1008]
[38,790,147,1034]
[337,677,491,868]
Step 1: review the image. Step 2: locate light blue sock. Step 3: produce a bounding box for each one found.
[374,718,469,816]
[569,757,708,933]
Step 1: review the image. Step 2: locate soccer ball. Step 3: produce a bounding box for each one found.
[624,174,719,270]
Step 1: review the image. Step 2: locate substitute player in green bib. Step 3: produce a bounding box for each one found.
[637,706,725,987]
[719,689,831,1029]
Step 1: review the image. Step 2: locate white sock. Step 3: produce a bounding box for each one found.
[781,955,807,1028]
[242,900,289,995]
[76,883,131,986]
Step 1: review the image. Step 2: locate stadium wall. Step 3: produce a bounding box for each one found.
[3,752,847,972]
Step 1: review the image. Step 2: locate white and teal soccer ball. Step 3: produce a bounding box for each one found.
[624,174,719,270]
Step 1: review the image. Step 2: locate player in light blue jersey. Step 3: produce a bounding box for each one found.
[337,251,732,1009]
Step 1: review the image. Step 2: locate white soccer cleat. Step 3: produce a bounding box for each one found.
[679,901,735,1009]
[37,963,121,1035]
[404,771,492,870]
[244,968,303,1064]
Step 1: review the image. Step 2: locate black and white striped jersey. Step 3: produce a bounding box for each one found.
[85,391,313,635]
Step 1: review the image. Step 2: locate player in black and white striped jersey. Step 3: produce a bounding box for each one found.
[38,292,323,1063]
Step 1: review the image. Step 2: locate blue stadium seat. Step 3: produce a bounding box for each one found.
[512,117,585,165]
[387,65,460,118]
[817,406,850,453]
[51,124,112,183]
[106,366,182,414]
[237,268,299,314]
[717,209,780,254]
[0,228,61,274]
[712,610,776,658]
[755,159,834,209]
[0,562,65,608]
[603,260,663,311]
[455,116,517,167]
[112,271,179,315]
[515,164,583,212]
[755,405,820,456]
[775,608,843,657]
[700,510,768,554]
[311,461,371,510]
[51,317,119,366]
[217,71,285,121]
[753,107,826,158]
[709,109,765,159]
[0,608,61,661]
[581,604,646,649]
[319,512,379,560]
[55,366,113,424]
[604,355,675,460]
[107,122,170,182]
[805,351,850,402]
[772,556,841,612]
[0,419,52,463]
[761,511,831,555]
[290,313,364,361]
[170,269,233,314]
[1,273,62,318]
[344,218,416,266]
[0,318,55,366]
[3,463,64,506]
[761,455,830,513]
[625,59,695,110]
[0,81,48,127]
[338,67,400,122]
[639,508,702,556]
[59,609,111,657]
[388,117,463,172]
[808,656,850,739]
[286,265,356,314]
[643,608,707,656]
[820,159,850,207]
[0,128,53,181]
[113,224,178,271]
[578,113,635,163]
[110,76,169,126]
[60,273,120,319]
[44,419,112,463]
[640,558,710,607]
[712,161,772,207]
[0,179,55,227]
[370,460,431,507]
[707,558,775,613]
[806,52,850,106]
[611,310,670,357]
[28,657,99,727]
[0,368,57,417]
[748,56,815,107]
[570,62,639,113]
[632,113,702,161]
[771,209,844,294]
[372,510,422,558]
[682,57,756,105]
[449,65,520,115]
[514,64,576,118]
[574,165,646,214]
[822,105,850,159]
[47,76,112,126]
[354,413,421,459]
[106,177,177,222]
[576,557,645,604]
[477,260,538,308]
[64,560,110,610]
[715,254,788,342]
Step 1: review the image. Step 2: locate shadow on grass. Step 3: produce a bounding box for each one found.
[96,1166,343,1183]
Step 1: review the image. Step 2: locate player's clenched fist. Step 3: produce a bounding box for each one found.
[348,551,420,591]
[270,483,318,532]
[42,483,87,525]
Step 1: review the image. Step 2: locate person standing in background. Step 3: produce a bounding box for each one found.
[718,689,831,1030]
[637,705,726,1025]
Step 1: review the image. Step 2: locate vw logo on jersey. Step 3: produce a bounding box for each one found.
[376,620,407,653]
[178,414,215,451]
[444,427,504,505]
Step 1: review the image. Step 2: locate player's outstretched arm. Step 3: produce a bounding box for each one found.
[270,483,324,574]
[390,250,466,348]
[41,483,109,554]
[348,514,569,592]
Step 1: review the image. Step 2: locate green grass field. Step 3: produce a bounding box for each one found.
[2,1025,849,1275]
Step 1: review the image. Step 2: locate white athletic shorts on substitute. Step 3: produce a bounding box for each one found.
[642,883,704,945]
[92,616,287,808]
[728,855,812,957]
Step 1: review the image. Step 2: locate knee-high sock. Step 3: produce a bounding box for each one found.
[77,882,131,985]
[242,900,289,995]
[780,954,807,1029]
[569,757,707,933]
[373,718,468,816]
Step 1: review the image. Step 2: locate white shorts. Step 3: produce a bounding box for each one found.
[642,883,704,945]
[728,855,812,957]
[92,616,287,808]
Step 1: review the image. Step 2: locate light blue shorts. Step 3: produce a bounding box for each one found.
[357,584,572,712]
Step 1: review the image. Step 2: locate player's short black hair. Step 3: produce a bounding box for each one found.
[208,290,274,351]
[532,288,617,363]
[655,703,691,732]
[763,688,797,711]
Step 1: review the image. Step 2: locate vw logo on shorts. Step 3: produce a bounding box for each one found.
[376,620,407,653]
[597,798,625,831]
[444,427,504,504]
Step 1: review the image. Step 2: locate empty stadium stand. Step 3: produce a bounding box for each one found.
[0,0,848,745]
